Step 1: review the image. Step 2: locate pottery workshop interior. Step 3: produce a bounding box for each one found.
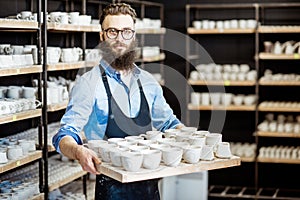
[0,0,300,199]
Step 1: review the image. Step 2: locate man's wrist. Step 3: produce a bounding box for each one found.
[74,145,83,160]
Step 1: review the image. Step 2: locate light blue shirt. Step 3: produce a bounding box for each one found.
[52,59,182,153]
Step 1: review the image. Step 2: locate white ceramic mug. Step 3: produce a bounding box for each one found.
[121,152,143,172]
[161,147,183,167]
[215,142,232,158]
[141,149,162,169]
[140,131,163,141]
[200,145,214,161]
[183,145,202,164]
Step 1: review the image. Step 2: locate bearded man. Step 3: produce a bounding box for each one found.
[52,3,183,199]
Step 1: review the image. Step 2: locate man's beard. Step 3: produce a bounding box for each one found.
[99,40,137,71]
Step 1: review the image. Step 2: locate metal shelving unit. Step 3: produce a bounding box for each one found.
[186,3,300,199]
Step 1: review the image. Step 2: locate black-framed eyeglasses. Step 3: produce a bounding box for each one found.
[103,28,135,40]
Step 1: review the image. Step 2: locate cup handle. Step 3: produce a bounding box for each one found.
[35,99,42,108]
[16,13,22,19]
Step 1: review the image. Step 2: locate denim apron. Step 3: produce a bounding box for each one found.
[95,66,160,200]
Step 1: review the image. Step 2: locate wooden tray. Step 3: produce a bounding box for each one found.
[97,156,241,183]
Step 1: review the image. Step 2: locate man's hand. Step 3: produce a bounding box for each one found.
[59,136,102,175]
[75,145,102,175]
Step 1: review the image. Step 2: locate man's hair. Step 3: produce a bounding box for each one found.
[99,3,137,26]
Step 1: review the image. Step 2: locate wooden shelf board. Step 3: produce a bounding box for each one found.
[258,26,300,33]
[0,65,42,77]
[188,104,256,111]
[0,19,38,29]
[136,27,166,34]
[188,79,256,86]
[30,193,44,200]
[241,157,255,162]
[258,105,300,112]
[257,157,300,164]
[259,52,300,60]
[47,61,85,71]
[0,151,42,173]
[136,53,165,62]
[48,145,56,152]
[98,156,240,183]
[47,23,100,32]
[187,27,255,34]
[0,109,42,125]
[259,79,300,86]
[47,101,68,112]
[257,131,300,138]
[48,170,87,191]
[84,60,99,67]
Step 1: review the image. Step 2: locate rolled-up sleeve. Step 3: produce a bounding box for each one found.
[149,81,181,131]
[52,76,95,153]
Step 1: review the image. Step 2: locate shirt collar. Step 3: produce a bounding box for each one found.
[100,59,141,79]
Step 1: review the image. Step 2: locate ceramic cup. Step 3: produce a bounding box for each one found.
[125,135,145,142]
[215,142,232,158]
[188,135,206,146]
[107,138,126,145]
[200,145,214,161]
[183,145,202,164]
[163,128,181,138]
[129,145,149,153]
[140,131,163,141]
[180,126,197,133]
[138,140,157,147]
[98,143,117,162]
[206,133,222,150]
[175,132,191,142]
[156,138,176,145]
[0,150,8,164]
[109,148,124,167]
[121,152,143,172]
[161,147,183,167]
[141,149,162,169]
[87,139,108,157]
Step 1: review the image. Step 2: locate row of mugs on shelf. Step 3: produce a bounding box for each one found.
[264,41,300,55]
[191,92,257,106]
[46,11,95,25]
[136,46,161,58]
[0,162,39,182]
[0,180,39,199]
[258,121,300,133]
[49,191,85,200]
[261,70,300,82]
[0,44,37,56]
[135,18,162,29]
[192,19,257,30]
[264,113,300,123]
[195,63,251,73]
[46,84,69,105]
[47,47,83,64]
[18,122,59,145]
[48,159,83,184]
[7,10,97,26]
[190,70,257,82]
[0,139,36,164]
[0,98,41,116]
[0,55,35,69]
[230,142,256,158]
[0,86,37,99]
[258,146,300,160]
[259,101,300,108]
